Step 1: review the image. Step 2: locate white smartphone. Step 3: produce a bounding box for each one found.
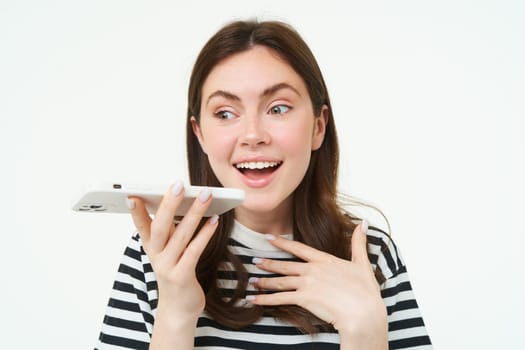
[71,182,245,217]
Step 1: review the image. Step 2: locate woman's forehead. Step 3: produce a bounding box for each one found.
[201,46,307,100]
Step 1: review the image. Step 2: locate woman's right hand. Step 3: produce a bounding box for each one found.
[126,181,219,336]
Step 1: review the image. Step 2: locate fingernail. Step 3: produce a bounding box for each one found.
[245,295,256,301]
[209,214,219,225]
[360,219,369,234]
[126,198,135,210]
[248,277,259,284]
[252,257,263,265]
[264,234,276,241]
[199,188,212,203]
[172,180,184,196]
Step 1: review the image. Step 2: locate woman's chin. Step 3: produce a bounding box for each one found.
[234,196,292,218]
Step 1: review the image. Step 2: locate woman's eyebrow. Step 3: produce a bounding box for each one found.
[261,82,301,98]
[206,90,241,106]
[205,82,301,106]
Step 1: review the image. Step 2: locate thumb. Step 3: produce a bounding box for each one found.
[351,219,370,264]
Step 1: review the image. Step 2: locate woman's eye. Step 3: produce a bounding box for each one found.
[269,105,290,115]
[215,110,236,120]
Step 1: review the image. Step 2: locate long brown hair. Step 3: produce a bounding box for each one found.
[186,20,360,333]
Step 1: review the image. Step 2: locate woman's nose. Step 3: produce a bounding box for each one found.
[239,116,270,147]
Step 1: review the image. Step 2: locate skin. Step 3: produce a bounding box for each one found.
[127,45,388,349]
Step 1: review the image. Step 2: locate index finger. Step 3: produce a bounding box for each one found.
[265,234,332,262]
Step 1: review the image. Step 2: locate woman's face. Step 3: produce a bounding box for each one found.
[192,46,326,224]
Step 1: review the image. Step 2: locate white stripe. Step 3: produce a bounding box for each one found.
[217,279,260,291]
[120,253,143,269]
[104,305,147,323]
[383,270,411,286]
[100,323,151,343]
[110,289,153,314]
[219,264,273,275]
[144,271,156,283]
[231,245,294,259]
[388,308,424,323]
[383,290,418,307]
[367,243,383,256]
[394,345,433,350]
[388,326,429,341]
[196,326,339,345]
[96,340,137,350]
[114,271,145,287]
[376,253,396,279]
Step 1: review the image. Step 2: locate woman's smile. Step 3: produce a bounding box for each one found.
[234,159,283,188]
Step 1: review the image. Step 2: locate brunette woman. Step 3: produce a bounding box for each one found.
[96,20,432,349]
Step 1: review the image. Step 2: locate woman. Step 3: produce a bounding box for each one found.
[96,20,432,349]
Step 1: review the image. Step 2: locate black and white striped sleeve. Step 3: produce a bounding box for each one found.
[95,234,157,350]
[367,228,433,349]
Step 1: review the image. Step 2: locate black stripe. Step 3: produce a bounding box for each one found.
[146,280,158,292]
[198,317,302,335]
[195,336,338,349]
[228,237,249,248]
[108,298,141,313]
[235,253,299,265]
[118,263,146,283]
[367,230,402,276]
[112,280,134,293]
[198,316,338,336]
[388,317,426,332]
[381,279,411,299]
[389,335,432,349]
[380,242,399,276]
[113,281,149,304]
[142,310,155,326]
[103,315,148,332]
[366,234,385,247]
[124,246,142,262]
[367,252,379,265]
[387,299,420,315]
[143,262,153,273]
[99,332,149,349]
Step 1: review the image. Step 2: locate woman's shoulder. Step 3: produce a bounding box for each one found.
[365,225,406,281]
[124,232,147,261]
[118,232,154,279]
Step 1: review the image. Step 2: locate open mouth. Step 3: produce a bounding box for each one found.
[235,161,282,177]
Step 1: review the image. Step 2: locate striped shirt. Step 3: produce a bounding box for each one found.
[96,220,432,349]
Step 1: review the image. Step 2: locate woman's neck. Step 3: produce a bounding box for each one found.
[234,200,293,235]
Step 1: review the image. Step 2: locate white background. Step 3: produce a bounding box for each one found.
[2,0,524,348]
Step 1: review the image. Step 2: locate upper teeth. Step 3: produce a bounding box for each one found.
[236,161,280,169]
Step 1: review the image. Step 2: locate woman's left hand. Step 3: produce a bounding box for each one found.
[247,222,388,348]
